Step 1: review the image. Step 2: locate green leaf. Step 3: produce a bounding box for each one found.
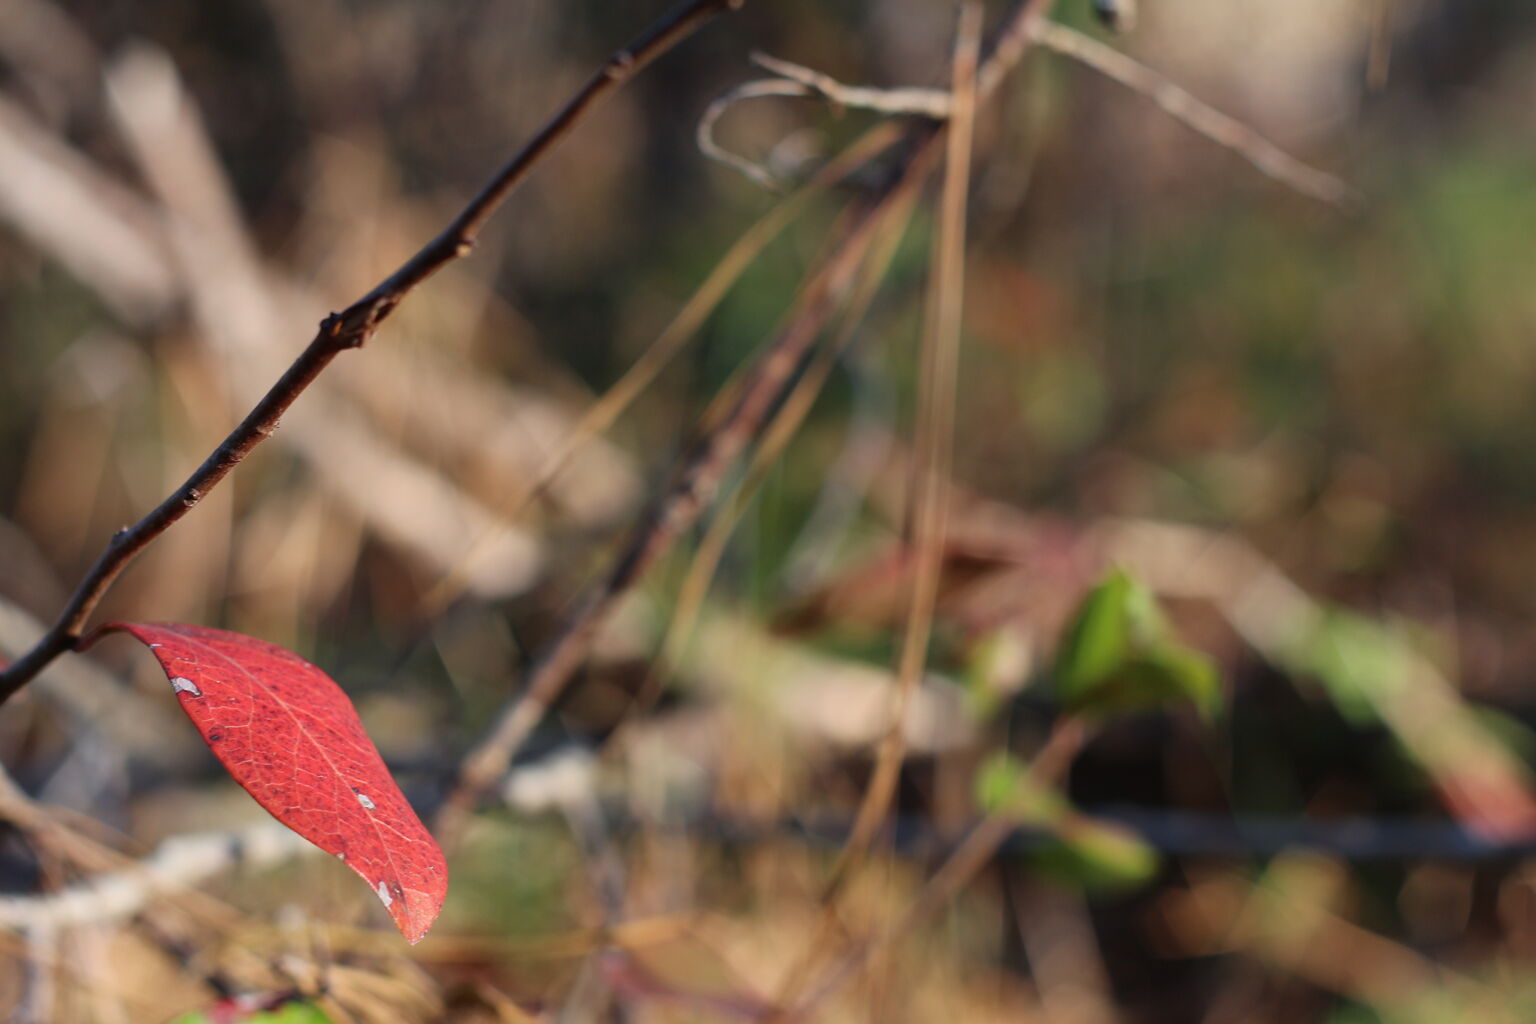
[171,1001,332,1024]
[1031,814,1160,891]
[1055,570,1139,697]
[974,752,1068,822]
[1076,648,1221,720]
[1054,568,1222,719]
[1290,609,1412,724]
[974,751,1159,892]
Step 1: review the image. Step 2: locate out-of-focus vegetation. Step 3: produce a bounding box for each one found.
[4,0,1536,1020]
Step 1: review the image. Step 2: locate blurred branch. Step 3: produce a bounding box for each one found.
[610,165,920,749]
[1099,518,1536,841]
[0,822,313,932]
[704,22,1357,211]
[0,95,177,322]
[1030,21,1360,211]
[441,0,1070,852]
[753,52,954,119]
[418,123,905,616]
[0,0,746,704]
[437,141,943,847]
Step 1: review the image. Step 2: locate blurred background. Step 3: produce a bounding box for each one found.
[3,0,1536,1020]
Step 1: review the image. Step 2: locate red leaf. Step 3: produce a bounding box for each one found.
[96,622,447,942]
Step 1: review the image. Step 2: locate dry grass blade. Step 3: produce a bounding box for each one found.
[763,14,984,1011]
[418,123,905,617]
[834,0,982,890]
[0,95,176,322]
[785,717,1088,1020]
[614,178,922,740]
[436,137,945,849]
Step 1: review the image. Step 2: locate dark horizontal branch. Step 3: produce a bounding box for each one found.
[633,804,1536,864]
[0,0,744,706]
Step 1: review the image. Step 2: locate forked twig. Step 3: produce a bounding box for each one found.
[706,22,1357,211]
[0,0,745,704]
[1031,20,1360,210]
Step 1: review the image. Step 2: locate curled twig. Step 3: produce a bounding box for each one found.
[702,20,1358,211]
[696,78,815,191]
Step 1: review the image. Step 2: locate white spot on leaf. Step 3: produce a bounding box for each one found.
[170,676,202,697]
[376,881,393,908]
[356,792,376,810]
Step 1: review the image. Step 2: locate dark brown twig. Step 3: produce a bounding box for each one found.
[0,0,744,705]
[435,137,944,847]
[435,0,1066,851]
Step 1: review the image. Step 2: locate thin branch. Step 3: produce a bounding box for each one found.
[0,0,745,705]
[437,0,1065,847]
[434,139,946,849]
[417,123,906,617]
[697,78,816,191]
[1031,21,1360,211]
[722,23,1357,211]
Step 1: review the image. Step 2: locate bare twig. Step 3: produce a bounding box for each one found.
[418,123,905,616]
[610,180,921,742]
[697,78,817,191]
[1030,21,1360,210]
[0,0,745,705]
[715,22,1357,211]
[435,139,945,848]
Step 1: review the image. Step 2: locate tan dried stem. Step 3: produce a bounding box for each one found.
[612,179,922,741]
[435,144,943,849]
[416,122,906,618]
[831,0,981,888]
[438,0,1064,853]
[781,716,1088,1021]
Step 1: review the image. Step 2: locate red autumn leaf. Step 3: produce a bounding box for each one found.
[95,622,448,943]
